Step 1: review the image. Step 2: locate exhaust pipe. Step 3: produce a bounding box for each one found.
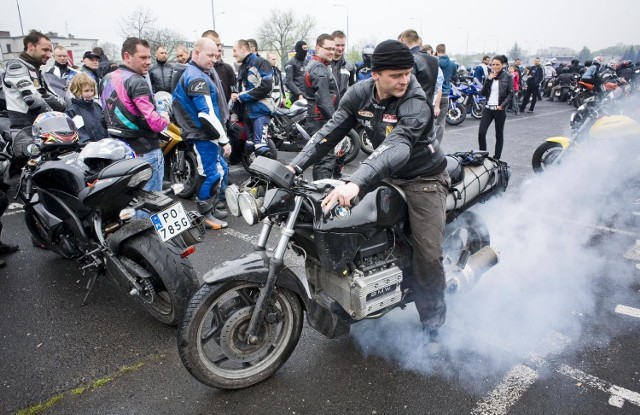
[446,246,500,293]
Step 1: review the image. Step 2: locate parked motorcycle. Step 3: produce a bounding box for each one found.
[456,78,486,119]
[446,85,467,125]
[16,117,205,325]
[178,152,510,389]
[238,99,360,172]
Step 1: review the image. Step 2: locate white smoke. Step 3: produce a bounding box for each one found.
[350,105,640,391]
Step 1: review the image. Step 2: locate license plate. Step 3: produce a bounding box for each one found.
[150,202,190,242]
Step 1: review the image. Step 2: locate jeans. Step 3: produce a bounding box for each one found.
[478,108,507,159]
[140,148,164,192]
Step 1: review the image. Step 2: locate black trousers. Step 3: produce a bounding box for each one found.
[478,108,506,159]
[520,85,539,112]
[308,119,338,180]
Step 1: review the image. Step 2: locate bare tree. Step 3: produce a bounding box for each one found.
[119,7,185,58]
[256,9,315,67]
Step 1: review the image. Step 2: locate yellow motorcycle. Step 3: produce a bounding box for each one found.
[161,122,200,199]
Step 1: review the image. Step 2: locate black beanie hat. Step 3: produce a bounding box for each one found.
[371,40,415,72]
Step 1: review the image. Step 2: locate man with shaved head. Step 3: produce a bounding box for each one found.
[172,38,231,230]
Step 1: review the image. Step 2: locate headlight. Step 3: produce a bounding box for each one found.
[238,191,262,225]
[225,184,241,216]
[128,167,153,188]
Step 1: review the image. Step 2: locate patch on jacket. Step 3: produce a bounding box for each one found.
[188,79,210,95]
[358,110,373,118]
[385,125,394,136]
[382,114,397,123]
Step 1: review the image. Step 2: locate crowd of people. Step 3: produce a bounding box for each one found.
[0,27,636,352]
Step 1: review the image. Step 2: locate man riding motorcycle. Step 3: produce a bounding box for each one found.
[548,67,574,102]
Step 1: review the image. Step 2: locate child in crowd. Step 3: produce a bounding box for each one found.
[508,64,520,115]
[66,73,108,143]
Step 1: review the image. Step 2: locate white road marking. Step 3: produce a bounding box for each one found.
[557,364,640,409]
[470,332,571,415]
[615,304,640,319]
[471,365,539,415]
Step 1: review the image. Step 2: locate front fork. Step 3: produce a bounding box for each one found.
[246,195,303,344]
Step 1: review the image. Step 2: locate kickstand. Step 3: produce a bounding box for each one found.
[81,271,102,306]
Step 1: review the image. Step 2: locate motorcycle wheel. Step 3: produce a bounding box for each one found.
[471,102,485,119]
[572,91,587,108]
[120,232,199,325]
[178,281,303,390]
[443,211,490,266]
[336,129,360,165]
[358,127,374,155]
[446,102,467,126]
[531,141,563,173]
[241,139,278,173]
[169,149,199,199]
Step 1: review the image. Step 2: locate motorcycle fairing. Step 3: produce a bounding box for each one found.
[34,188,90,247]
[32,160,86,195]
[79,159,149,210]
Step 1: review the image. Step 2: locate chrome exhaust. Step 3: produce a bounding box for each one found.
[446,246,500,293]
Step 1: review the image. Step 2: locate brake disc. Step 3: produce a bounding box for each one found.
[219,306,277,363]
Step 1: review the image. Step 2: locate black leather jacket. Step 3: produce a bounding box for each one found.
[304,56,339,121]
[331,57,355,99]
[481,70,514,108]
[291,76,446,190]
[149,60,173,93]
[284,57,306,97]
[411,46,440,103]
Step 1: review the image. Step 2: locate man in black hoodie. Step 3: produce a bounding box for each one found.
[284,40,308,103]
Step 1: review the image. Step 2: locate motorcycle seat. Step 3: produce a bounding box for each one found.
[445,156,464,186]
[274,106,305,117]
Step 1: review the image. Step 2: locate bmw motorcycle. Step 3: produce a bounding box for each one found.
[17,137,206,325]
[178,153,510,389]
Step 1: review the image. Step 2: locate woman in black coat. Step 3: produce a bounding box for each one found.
[477,55,513,160]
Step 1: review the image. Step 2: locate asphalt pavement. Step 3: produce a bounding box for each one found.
[1,99,639,415]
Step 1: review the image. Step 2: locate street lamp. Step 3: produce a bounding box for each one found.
[210,0,216,30]
[16,0,24,36]
[332,3,349,50]
[409,17,423,39]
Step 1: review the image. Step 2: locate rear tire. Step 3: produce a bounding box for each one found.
[531,141,564,173]
[178,281,303,389]
[169,149,199,199]
[336,129,360,165]
[358,127,374,155]
[471,102,485,119]
[120,231,199,325]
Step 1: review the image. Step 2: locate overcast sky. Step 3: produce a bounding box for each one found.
[1,0,638,56]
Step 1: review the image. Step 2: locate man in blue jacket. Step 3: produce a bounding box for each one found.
[435,44,458,143]
[230,39,275,159]
[173,38,231,230]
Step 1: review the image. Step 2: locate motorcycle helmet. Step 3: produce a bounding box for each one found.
[550,58,557,65]
[77,138,136,173]
[362,44,375,65]
[593,56,604,65]
[32,112,79,145]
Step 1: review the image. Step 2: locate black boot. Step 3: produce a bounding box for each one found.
[196,197,228,229]
[0,241,19,254]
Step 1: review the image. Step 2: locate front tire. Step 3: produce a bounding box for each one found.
[531,141,563,173]
[178,281,303,390]
[120,232,199,325]
[471,102,485,119]
[446,102,467,126]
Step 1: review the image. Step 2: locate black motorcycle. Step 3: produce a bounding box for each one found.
[17,137,206,325]
[240,100,360,172]
[178,154,510,389]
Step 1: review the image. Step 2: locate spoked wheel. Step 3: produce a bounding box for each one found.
[443,211,490,267]
[335,129,360,165]
[178,281,303,390]
[169,149,199,199]
[358,127,374,155]
[446,102,467,126]
[531,141,564,173]
[241,139,278,173]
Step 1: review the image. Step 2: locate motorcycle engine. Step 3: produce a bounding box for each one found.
[305,230,404,320]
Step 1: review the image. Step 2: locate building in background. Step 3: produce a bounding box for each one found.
[0,30,98,67]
